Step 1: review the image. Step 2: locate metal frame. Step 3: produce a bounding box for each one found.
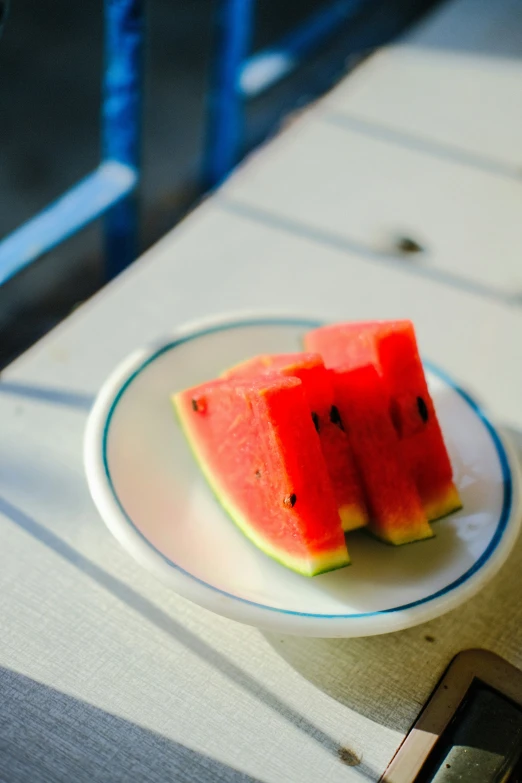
[205,0,378,187]
[0,0,428,285]
[0,0,143,284]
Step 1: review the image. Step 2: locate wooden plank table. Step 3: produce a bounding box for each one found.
[223,0,522,300]
[0,1,521,780]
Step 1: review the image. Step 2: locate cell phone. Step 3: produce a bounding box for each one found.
[381,649,522,782]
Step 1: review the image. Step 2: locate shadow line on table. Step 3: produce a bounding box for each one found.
[403,5,522,61]
[324,112,522,182]
[0,667,263,783]
[217,199,519,309]
[0,380,94,410]
[0,494,378,781]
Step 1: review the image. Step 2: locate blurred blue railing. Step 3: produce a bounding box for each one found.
[205,0,376,187]
[0,0,142,283]
[0,0,423,285]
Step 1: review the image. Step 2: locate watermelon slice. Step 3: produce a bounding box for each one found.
[305,321,462,521]
[223,353,368,532]
[331,365,433,545]
[173,375,350,576]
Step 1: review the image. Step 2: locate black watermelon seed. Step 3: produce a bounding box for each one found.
[191,398,199,411]
[311,412,320,433]
[255,469,261,479]
[417,396,429,423]
[330,405,344,430]
[283,493,297,508]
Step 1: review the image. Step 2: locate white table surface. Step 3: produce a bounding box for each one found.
[326,0,522,171]
[1,2,522,782]
[223,0,522,300]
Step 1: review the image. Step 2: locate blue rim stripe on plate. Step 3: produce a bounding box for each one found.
[101,317,513,619]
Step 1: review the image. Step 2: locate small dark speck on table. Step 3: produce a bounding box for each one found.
[338,748,361,766]
[396,236,424,255]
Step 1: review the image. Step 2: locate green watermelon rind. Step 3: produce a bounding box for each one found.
[363,527,435,546]
[425,482,463,523]
[172,395,350,578]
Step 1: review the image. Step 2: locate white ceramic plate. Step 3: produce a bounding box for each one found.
[84,314,521,637]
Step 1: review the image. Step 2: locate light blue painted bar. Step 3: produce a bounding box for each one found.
[205,0,254,187]
[239,50,295,97]
[0,161,137,287]
[103,0,144,279]
[239,0,370,97]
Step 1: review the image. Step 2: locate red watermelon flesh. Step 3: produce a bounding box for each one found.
[373,324,462,520]
[305,321,461,521]
[223,353,368,532]
[305,321,382,367]
[223,353,325,411]
[331,365,433,545]
[173,375,350,576]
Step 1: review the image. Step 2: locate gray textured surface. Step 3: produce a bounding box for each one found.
[0,669,260,783]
